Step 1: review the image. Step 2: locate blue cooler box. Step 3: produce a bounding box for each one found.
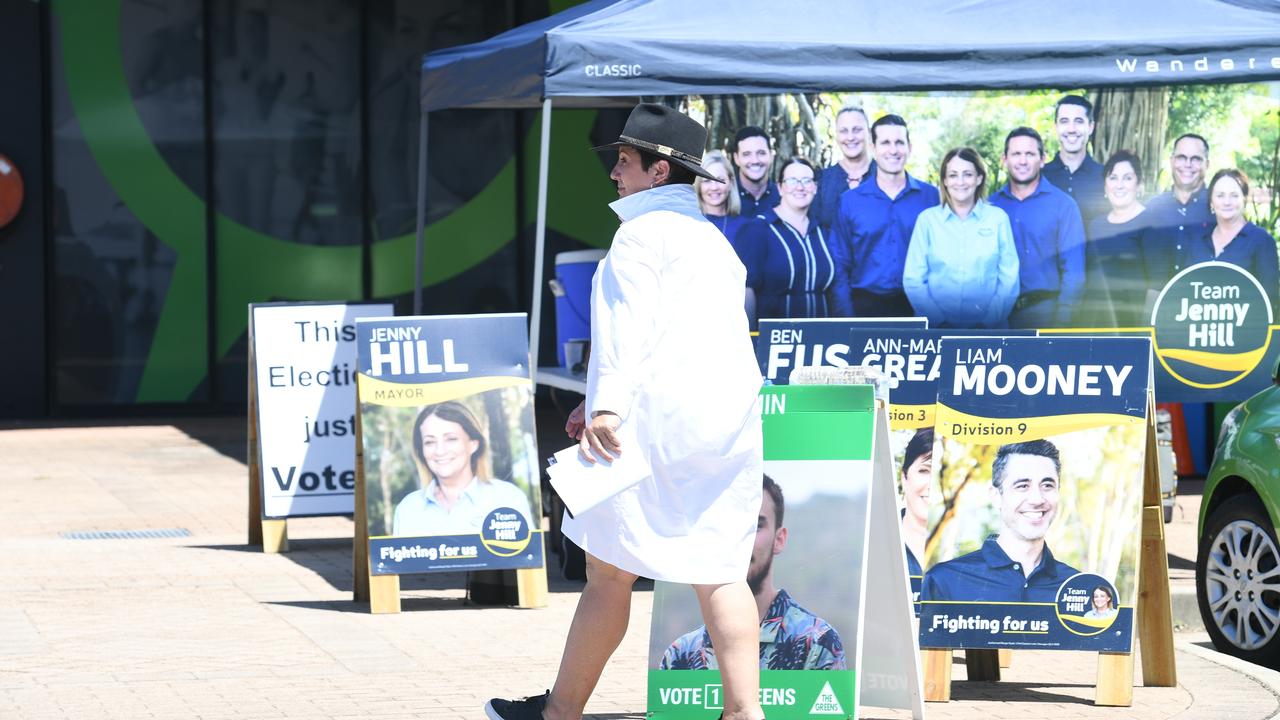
[553,249,606,367]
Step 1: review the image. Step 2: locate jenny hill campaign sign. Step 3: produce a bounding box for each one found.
[355,313,543,576]
[918,336,1150,653]
[647,385,874,719]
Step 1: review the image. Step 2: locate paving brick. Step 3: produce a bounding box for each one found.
[0,420,1277,719]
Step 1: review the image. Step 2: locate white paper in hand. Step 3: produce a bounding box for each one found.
[547,421,651,518]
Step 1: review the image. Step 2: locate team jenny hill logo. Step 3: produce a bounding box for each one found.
[479,507,532,557]
[1151,261,1274,389]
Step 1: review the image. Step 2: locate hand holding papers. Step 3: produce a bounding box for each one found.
[547,420,651,518]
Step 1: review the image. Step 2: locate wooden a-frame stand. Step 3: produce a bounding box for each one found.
[247,336,289,553]
[350,383,548,614]
[922,391,1176,706]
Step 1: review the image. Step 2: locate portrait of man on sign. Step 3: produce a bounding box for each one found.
[921,439,1080,604]
[660,475,846,671]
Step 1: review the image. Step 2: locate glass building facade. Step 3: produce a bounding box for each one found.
[1,0,616,417]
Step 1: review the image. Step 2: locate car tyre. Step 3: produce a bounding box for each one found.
[1197,494,1280,667]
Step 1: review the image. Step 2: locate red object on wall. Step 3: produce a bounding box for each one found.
[0,153,24,229]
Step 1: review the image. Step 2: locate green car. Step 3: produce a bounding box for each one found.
[1197,372,1280,666]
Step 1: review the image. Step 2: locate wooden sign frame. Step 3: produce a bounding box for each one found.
[922,391,1176,705]
[247,330,289,553]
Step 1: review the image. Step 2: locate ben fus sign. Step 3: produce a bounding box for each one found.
[250,302,393,519]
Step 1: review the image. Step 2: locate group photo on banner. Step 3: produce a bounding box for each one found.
[693,82,1280,401]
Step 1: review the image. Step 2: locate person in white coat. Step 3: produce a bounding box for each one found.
[485,105,765,720]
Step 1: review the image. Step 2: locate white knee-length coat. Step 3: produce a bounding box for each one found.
[560,183,764,584]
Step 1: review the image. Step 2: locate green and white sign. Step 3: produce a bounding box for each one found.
[646,385,922,719]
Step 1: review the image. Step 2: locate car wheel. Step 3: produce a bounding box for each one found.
[1197,494,1280,666]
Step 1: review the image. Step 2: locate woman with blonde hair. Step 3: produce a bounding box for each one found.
[695,150,747,242]
[392,400,531,536]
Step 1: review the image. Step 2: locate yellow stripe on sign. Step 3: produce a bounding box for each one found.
[357,373,528,407]
[889,403,935,430]
[483,538,533,551]
[935,404,1145,444]
[1061,614,1117,629]
[1158,345,1269,372]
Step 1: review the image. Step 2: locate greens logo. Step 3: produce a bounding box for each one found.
[1151,262,1273,389]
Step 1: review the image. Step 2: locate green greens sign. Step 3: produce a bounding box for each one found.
[646,384,922,719]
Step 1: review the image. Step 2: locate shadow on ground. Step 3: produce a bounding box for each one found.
[950,681,1096,705]
[188,536,659,616]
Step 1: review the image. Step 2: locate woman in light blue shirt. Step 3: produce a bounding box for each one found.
[393,401,532,537]
[903,147,1019,328]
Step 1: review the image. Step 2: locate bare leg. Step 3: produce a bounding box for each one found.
[543,554,639,720]
[693,581,763,720]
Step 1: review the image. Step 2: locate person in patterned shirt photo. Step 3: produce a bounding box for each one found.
[660,475,846,671]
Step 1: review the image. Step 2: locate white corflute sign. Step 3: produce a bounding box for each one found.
[252,302,393,518]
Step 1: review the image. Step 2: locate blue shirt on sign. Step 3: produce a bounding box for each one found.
[1142,188,1211,284]
[809,161,876,233]
[733,208,838,321]
[831,173,940,307]
[921,536,1080,604]
[704,213,749,245]
[1042,153,1107,232]
[902,200,1020,328]
[738,179,781,218]
[990,179,1087,326]
[1184,221,1280,308]
[392,476,532,537]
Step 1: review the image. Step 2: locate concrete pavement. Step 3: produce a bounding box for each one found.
[0,419,1276,719]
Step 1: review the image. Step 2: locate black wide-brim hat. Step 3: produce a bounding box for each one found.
[592,103,721,182]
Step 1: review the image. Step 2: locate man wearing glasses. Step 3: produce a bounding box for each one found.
[831,114,940,318]
[1142,134,1212,288]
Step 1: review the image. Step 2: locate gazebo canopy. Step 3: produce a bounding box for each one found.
[421,0,1280,112]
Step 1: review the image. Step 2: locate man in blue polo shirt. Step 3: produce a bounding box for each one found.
[921,440,1079,604]
[1142,133,1212,288]
[831,114,939,317]
[991,127,1086,328]
[732,126,780,218]
[1041,95,1106,233]
[809,105,875,233]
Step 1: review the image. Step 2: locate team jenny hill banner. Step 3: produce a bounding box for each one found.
[251,301,393,519]
[648,384,877,719]
[355,313,544,576]
[919,335,1150,652]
